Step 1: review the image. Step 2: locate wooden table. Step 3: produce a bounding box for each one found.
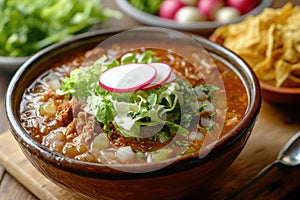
[0,0,299,199]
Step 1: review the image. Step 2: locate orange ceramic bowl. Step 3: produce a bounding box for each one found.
[6,28,261,199]
[260,81,300,104]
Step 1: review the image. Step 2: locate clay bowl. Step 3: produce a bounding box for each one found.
[259,81,300,104]
[6,28,261,199]
[115,0,273,36]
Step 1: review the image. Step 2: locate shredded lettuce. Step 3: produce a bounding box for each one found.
[0,0,122,57]
[60,51,217,140]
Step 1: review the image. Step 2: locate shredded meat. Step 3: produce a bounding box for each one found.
[56,100,73,125]
[65,120,77,140]
[75,111,103,146]
[56,98,82,126]
[56,98,103,144]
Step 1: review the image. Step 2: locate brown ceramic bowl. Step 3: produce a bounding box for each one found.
[6,28,261,199]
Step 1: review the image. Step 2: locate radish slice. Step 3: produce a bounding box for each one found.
[99,64,156,93]
[142,63,172,90]
[165,72,177,84]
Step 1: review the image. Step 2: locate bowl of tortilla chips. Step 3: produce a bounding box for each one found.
[210,3,300,104]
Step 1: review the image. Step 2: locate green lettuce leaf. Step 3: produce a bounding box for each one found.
[0,0,122,57]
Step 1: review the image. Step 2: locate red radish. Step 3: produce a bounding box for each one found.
[99,64,156,93]
[158,0,185,19]
[215,7,240,23]
[175,6,205,23]
[197,0,224,20]
[143,63,172,90]
[226,0,260,14]
[165,72,177,84]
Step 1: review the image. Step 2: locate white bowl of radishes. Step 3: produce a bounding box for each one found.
[116,0,273,35]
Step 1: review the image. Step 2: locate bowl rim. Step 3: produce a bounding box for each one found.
[115,0,274,31]
[6,27,261,179]
[260,80,300,94]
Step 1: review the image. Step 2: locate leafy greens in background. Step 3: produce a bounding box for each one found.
[0,0,122,57]
[128,0,163,14]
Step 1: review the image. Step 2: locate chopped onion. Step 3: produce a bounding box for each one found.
[116,146,135,163]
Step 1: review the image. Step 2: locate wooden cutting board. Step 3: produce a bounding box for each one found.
[1,100,300,199]
[0,131,81,200]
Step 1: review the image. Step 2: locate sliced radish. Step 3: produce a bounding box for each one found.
[165,72,177,84]
[99,64,156,93]
[142,63,172,90]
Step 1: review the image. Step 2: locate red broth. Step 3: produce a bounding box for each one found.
[20,47,248,164]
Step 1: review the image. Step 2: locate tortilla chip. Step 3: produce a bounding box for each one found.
[212,2,300,87]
